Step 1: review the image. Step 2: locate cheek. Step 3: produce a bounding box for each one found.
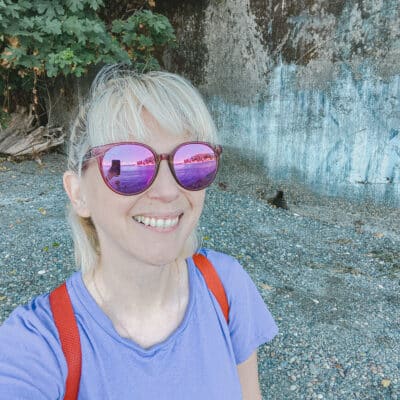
[189,191,206,217]
[82,172,104,209]
[81,167,126,216]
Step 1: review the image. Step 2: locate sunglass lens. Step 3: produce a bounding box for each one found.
[101,144,156,194]
[173,143,218,190]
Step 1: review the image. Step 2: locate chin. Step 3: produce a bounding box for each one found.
[142,249,184,267]
[144,242,195,267]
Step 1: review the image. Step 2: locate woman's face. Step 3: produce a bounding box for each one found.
[78,112,206,266]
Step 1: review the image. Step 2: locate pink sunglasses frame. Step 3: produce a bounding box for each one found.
[82,141,223,195]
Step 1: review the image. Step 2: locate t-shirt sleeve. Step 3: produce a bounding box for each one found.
[0,296,66,399]
[205,250,278,365]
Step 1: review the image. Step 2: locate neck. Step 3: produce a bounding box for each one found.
[83,251,188,319]
[83,252,190,348]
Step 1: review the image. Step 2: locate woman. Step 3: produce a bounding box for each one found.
[0,66,278,399]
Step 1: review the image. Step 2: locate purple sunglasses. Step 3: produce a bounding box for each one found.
[82,141,222,195]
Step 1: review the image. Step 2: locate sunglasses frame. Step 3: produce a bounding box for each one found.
[82,141,223,195]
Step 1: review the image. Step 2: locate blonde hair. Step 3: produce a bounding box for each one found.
[66,65,218,273]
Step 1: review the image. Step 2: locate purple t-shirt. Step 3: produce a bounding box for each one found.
[0,249,278,399]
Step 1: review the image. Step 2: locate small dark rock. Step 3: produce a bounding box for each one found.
[354,219,364,234]
[267,190,289,210]
[218,182,228,190]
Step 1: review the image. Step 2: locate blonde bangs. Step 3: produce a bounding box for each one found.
[85,68,217,149]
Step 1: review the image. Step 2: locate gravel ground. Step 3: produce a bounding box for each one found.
[0,148,399,400]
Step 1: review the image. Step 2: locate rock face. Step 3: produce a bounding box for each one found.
[156,0,400,205]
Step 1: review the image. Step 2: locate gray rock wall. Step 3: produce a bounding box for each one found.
[156,0,400,205]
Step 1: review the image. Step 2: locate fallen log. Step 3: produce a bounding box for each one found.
[0,106,65,157]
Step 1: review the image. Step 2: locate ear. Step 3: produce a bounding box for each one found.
[63,171,91,218]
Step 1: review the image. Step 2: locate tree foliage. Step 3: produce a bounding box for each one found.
[0,0,175,116]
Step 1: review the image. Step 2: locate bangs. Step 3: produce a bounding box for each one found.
[85,69,217,148]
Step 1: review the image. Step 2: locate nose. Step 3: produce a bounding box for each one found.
[146,160,180,202]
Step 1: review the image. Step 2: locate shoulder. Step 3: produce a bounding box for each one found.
[198,248,278,364]
[198,248,263,312]
[199,248,251,293]
[0,291,66,397]
[1,292,57,346]
[200,248,239,267]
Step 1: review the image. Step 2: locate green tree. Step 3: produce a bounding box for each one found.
[0,0,175,125]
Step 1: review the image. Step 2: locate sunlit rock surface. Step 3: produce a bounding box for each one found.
[209,64,400,206]
[156,0,400,206]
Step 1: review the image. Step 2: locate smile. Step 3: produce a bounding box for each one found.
[133,215,180,229]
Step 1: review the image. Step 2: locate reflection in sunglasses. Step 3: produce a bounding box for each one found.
[86,142,222,195]
[107,159,121,179]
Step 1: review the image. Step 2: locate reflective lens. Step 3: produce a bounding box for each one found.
[173,143,219,190]
[90,141,221,195]
[101,144,157,195]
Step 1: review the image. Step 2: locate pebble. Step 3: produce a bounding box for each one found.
[1,152,400,400]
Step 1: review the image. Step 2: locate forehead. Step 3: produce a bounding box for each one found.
[143,109,193,142]
[87,103,195,149]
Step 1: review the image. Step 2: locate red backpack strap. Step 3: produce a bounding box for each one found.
[49,282,82,400]
[192,253,229,324]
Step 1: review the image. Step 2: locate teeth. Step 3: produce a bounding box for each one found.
[133,215,179,228]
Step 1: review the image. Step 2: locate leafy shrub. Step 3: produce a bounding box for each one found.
[0,0,175,122]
